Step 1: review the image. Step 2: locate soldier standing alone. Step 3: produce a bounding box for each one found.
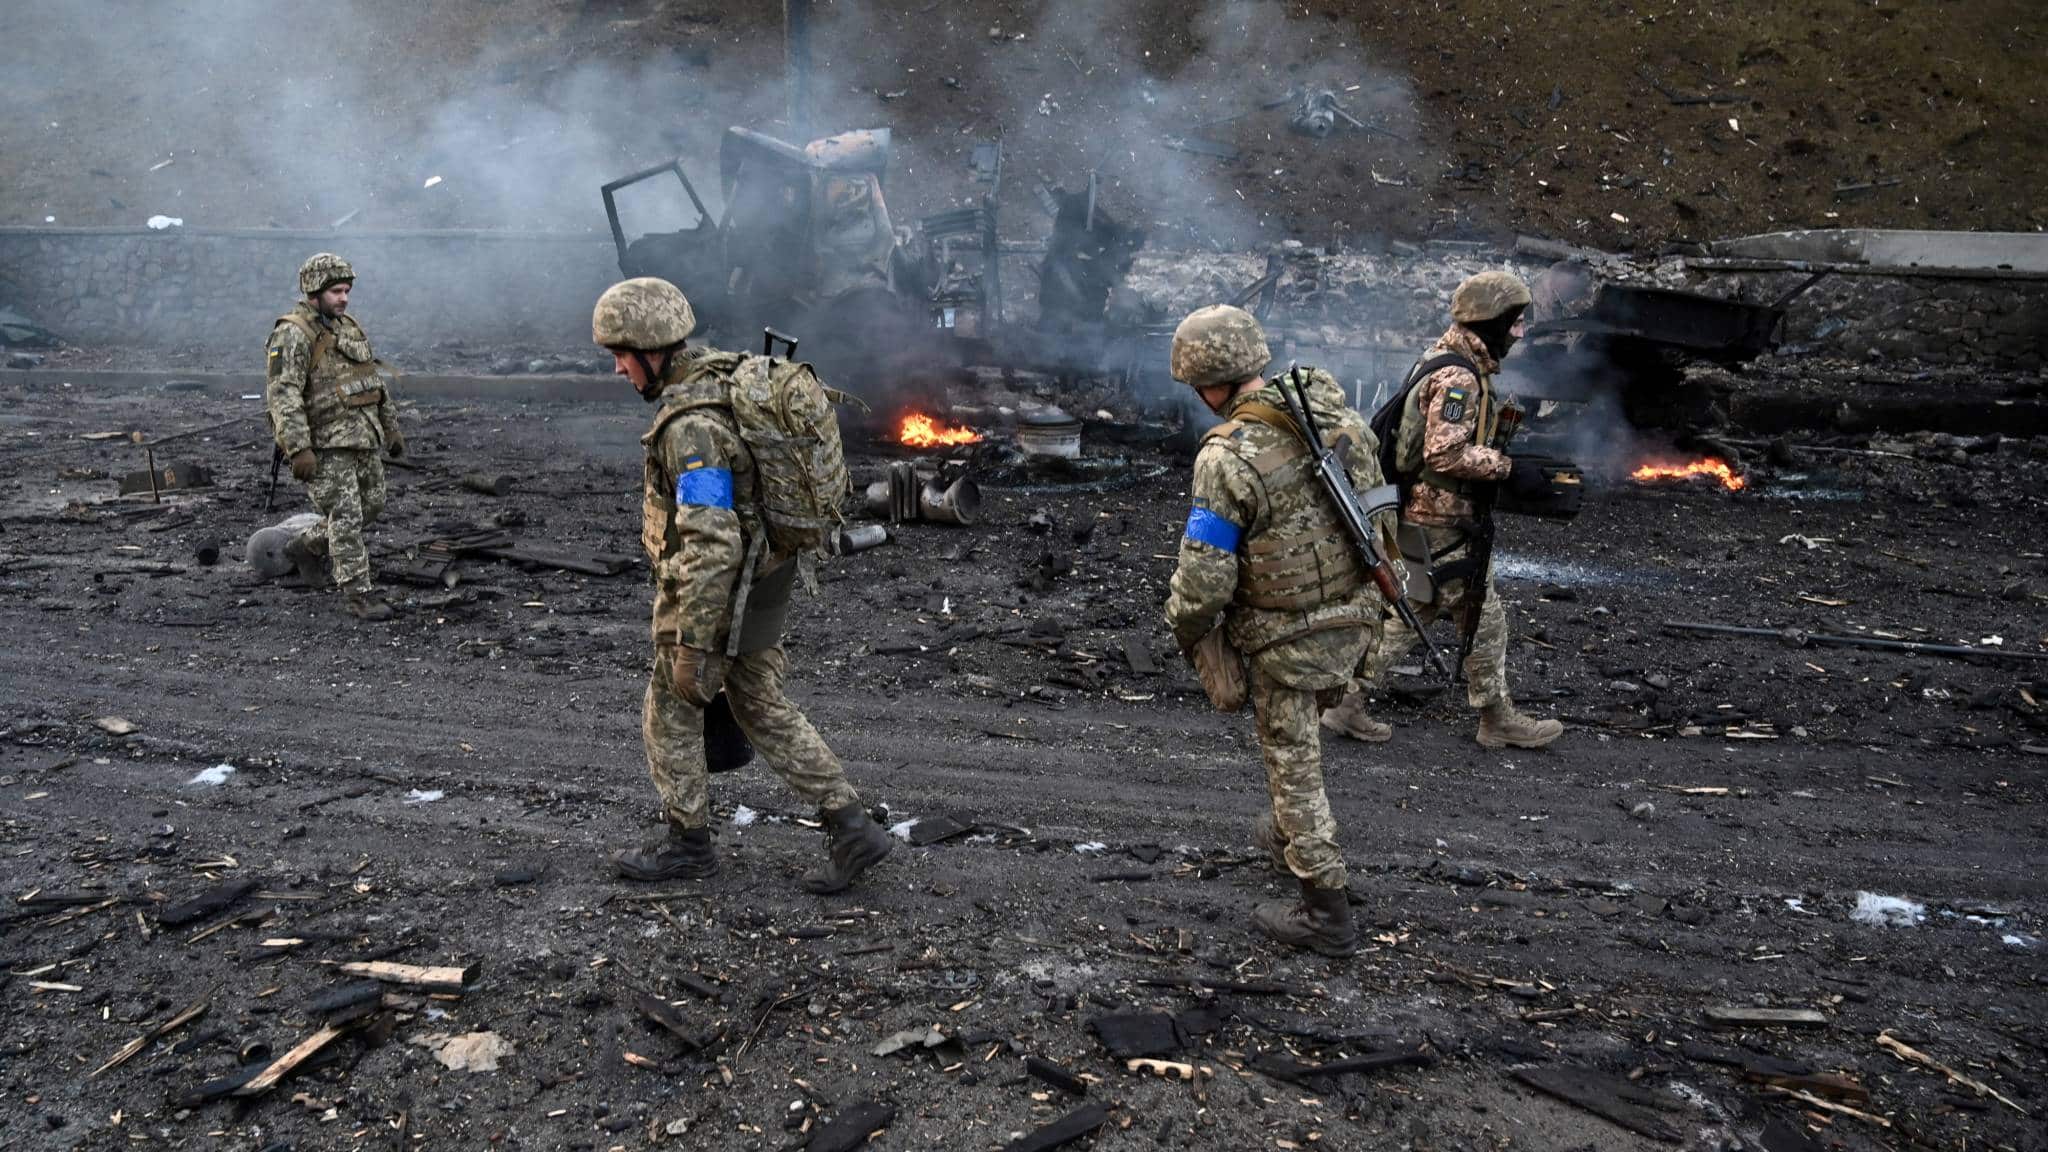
[1163,304,1396,958]
[265,253,404,621]
[593,277,892,893]
[1321,271,1563,749]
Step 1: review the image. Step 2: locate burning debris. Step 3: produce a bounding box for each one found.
[1631,457,1748,491]
[897,412,983,449]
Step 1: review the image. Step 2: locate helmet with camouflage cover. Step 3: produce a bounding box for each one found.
[1450,270,1533,324]
[592,277,696,350]
[1170,304,1272,388]
[298,253,355,296]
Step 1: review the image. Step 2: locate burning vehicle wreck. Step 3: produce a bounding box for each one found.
[2,2,2046,1151]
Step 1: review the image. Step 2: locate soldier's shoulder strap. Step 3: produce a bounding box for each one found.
[271,312,335,378]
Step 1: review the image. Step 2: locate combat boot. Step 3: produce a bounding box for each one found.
[343,591,394,622]
[1476,701,1563,749]
[1252,810,1289,870]
[1252,878,1358,958]
[1319,692,1392,743]
[613,822,718,882]
[801,803,892,894]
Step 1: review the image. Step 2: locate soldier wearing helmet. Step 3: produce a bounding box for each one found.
[1162,304,1398,958]
[1321,269,1564,750]
[594,277,891,893]
[264,253,404,621]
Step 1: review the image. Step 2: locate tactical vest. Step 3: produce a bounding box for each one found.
[274,312,388,408]
[1396,363,1497,497]
[1203,402,1365,613]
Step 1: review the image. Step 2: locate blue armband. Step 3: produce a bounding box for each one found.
[676,466,734,510]
[1183,505,1241,553]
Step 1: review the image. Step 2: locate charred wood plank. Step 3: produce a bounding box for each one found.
[1513,1066,1681,1143]
[807,1099,897,1152]
[1001,1102,1112,1152]
[1025,1055,1088,1095]
[1251,1043,1434,1084]
[158,879,258,927]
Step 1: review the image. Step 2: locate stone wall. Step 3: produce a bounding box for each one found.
[0,226,618,354]
[3,226,2043,372]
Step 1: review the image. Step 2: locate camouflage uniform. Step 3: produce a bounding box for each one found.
[266,299,399,595]
[639,348,860,828]
[1164,368,1389,891]
[1370,323,1514,709]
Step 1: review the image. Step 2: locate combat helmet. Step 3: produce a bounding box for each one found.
[592,277,696,350]
[298,253,355,296]
[1450,270,1533,323]
[1170,304,1272,388]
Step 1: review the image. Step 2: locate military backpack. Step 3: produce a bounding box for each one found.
[658,350,855,566]
[1369,352,1477,505]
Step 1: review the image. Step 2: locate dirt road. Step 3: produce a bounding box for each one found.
[1,374,2043,1151]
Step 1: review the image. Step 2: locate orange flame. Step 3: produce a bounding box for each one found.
[899,412,983,449]
[1631,458,1747,491]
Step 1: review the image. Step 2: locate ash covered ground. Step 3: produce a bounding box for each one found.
[1,369,2045,1152]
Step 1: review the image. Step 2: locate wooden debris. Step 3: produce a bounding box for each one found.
[807,1099,897,1152]
[1762,1085,1892,1127]
[1877,1031,2028,1115]
[1132,975,1304,996]
[1025,1054,1088,1095]
[476,540,635,577]
[306,982,385,1017]
[1513,1066,1682,1143]
[1127,1058,1198,1080]
[1704,1006,1828,1029]
[1252,1044,1434,1084]
[158,878,257,927]
[1001,1102,1112,1152]
[92,992,210,1076]
[634,992,717,1055]
[336,960,479,992]
[232,1024,350,1097]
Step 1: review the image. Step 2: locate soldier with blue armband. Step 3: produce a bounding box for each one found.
[1162,305,1395,958]
[593,277,890,893]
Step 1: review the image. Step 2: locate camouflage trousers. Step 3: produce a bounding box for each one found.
[299,448,386,593]
[1250,664,1347,890]
[644,644,859,829]
[1363,526,1509,709]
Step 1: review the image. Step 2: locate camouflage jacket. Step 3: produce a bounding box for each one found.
[641,348,760,651]
[1401,324,1512,527]
[265,302,398,456]
[1164,370,1384,689]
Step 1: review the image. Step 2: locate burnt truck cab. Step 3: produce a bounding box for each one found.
[603,127,900,337]
[603,127,990,407]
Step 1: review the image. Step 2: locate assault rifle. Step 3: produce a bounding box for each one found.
[1452,399,1525,683]
[1273,367,1451,679]
[265,445,284,512]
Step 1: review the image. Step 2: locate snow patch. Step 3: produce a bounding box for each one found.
[187,764,235,786]
[404,789,445,805]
